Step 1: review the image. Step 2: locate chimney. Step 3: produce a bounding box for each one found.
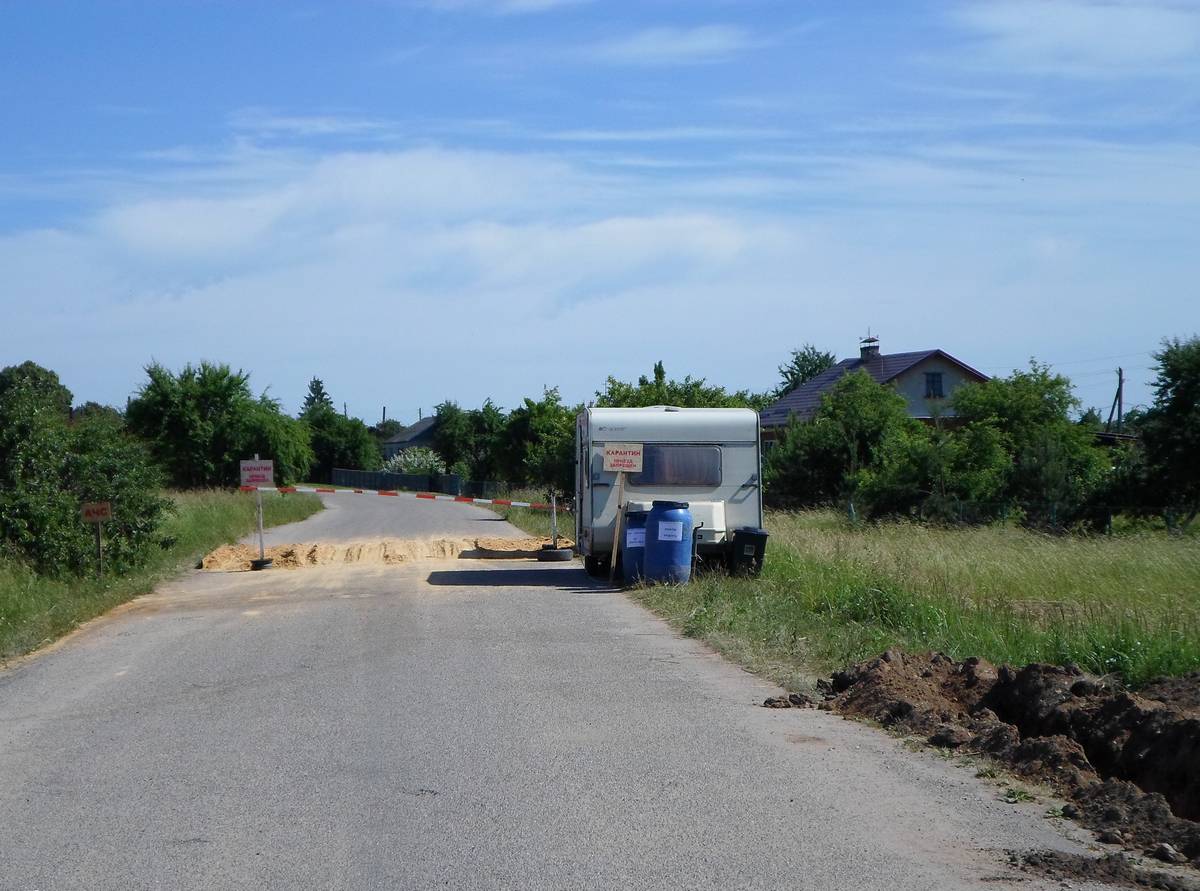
[860,335,880,362]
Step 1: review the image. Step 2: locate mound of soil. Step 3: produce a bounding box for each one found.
[823,650,1200,867]
[1018,851,1199,891]
[201,537,572,571]
[474,537,574,558]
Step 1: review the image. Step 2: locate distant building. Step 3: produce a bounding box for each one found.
[760,337,989,434]
[381,415,438,459]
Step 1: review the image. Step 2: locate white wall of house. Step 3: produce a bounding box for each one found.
[890,357,980,419]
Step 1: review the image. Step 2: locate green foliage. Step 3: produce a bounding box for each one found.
[952,362,1107,527]
[1135,336,1200,531]
[126,362,313,487]
[1,490,321,660]
[595,360,769,411]
[0,360,72,417]
[856,421,1009,520]
[301,377,334,416]
[432,399,509,480]
[503,388,576,495]
[383,447,446,476]
[767,363,1112,528]
[369,418,404,451]
[765,371,920,504]
[303,404,381,483]
[630,509,1200,690]
[0,364,169,575]
[432,401,472,470]
[776,344,837,396]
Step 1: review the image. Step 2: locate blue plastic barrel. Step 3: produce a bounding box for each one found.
[621,509,649,584]
[643,501,694,584]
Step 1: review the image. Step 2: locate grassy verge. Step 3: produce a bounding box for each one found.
[627,510,1200,688]
[0,490,321,662]
[486,488,573,541]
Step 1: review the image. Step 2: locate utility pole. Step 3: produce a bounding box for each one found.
[1105,367,1126,433]
[1117,367,1124,432]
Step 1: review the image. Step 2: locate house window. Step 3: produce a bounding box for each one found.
[925,372,944,399]
[629,445,722,487]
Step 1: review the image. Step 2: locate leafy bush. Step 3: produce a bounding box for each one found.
[303,405,381,483]
[126,361,313,487]
[383,447,446,476]
[0,363,169,574]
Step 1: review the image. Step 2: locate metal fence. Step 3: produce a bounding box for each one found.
[331,468,502,500]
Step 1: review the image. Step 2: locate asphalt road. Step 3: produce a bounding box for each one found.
[0,496,1106,890]
[254,491,526,545]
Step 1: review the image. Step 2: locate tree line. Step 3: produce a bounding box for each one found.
[765,338,1199,532]
[1,334,1195,578]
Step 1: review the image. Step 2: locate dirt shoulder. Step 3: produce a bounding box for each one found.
[814,650,1200,877]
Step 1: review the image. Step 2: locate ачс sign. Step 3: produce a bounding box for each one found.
[602,443,644,473]
[81,502,112,523]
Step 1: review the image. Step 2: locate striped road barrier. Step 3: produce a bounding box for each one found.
[237,485,564,512]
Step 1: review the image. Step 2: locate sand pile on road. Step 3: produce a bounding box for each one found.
[201,537,570,571]
[475,536,573,555]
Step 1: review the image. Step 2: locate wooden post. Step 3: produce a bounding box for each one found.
[95,523,104,577]
[609,471,625,583]
[550,493,559,549]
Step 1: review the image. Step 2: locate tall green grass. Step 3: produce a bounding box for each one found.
[629,510,1200,687]
[0,490,321,661]
[488,488,573,542]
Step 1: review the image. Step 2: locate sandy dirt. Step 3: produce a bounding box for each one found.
[201,537,571,571]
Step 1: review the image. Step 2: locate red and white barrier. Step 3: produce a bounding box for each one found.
[237,485,559,511]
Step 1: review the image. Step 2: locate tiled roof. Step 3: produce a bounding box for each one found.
[383,415,438,444]
[760,349,988,427]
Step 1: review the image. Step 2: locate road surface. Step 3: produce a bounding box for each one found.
[1,496,1106,890]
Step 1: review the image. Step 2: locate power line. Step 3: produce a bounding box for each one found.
[977,350,1153,371]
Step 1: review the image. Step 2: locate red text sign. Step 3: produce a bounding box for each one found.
[240,460,275,486]
[602,443,644,473]
[81,502,112,523]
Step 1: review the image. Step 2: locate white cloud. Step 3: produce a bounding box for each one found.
[582,25,759,66]
[2,138,1193,415]
[229,110,391,138]
[952,0,1200,76]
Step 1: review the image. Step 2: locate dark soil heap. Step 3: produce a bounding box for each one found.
[824,652,1200,867]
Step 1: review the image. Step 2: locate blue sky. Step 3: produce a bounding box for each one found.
[2,0,1197,423]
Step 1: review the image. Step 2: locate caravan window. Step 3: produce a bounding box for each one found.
[629,445,721,487]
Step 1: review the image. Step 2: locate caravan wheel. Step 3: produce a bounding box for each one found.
[583,554,608,577]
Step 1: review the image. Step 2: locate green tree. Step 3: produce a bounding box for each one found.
[776,344,837,396]
[595,360,768,410]
[301,377,334,416]
[432,401,473,470]
[952,362,1107,527]
[467,399,507,480]
[0,364,168,574]
[765,371,920,505]
[126,362,312,487]
[369,418,404,455]
[1137,336,1200,530]
[0,360,72,417]
[500,388,576,495]
[303,404,381,483]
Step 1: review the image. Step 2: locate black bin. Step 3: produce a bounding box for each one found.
[730,527,769,577]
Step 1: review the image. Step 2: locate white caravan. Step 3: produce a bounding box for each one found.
[574,406,763,574]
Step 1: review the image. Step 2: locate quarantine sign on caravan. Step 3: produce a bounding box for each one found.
[602,443,643,473]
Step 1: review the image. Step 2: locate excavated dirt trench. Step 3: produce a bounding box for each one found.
[814,651,1200,870]
[201,537,573,572]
